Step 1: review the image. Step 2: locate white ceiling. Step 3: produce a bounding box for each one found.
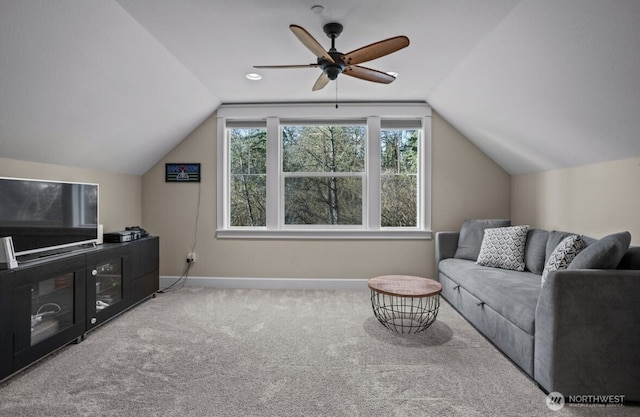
[0,0,638,175]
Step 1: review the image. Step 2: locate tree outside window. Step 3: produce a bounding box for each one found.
[381,128,419,227]
[229,128,266,226]
[218,103,431,239]
[282,125,365,225]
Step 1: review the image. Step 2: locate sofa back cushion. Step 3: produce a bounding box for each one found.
[568,231,631,270]
[524,229,549,274]
[545,231,575,261]
[618,246,640,270]
[454,219,511,261]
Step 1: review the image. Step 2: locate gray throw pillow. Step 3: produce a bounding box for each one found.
[541,235,587,286]
[454,219,511,261]
[568,231,631,270]
[524,229,549,274]
[477,225,529,271]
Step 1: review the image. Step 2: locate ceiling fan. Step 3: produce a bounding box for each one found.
[254,23,410,91]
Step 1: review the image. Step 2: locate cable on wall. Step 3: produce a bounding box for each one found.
[158,181,202,293]
[157,261,193,293]
[190,180,201,257]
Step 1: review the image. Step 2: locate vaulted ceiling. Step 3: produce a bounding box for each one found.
[1,0,638,175]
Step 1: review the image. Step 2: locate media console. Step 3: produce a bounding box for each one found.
[0,236,159,381]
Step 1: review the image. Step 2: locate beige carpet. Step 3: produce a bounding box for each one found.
[0,287,635,416]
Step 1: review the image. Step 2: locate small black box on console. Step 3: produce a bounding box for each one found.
[103,231,133,243]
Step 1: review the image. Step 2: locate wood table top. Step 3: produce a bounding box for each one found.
[368,275,442,297]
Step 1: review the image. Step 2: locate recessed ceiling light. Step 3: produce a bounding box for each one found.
[245,73,262,81]
[311,5,324,14]
[387,71,399,78]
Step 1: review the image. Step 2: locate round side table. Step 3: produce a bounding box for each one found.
[368,275,442,334]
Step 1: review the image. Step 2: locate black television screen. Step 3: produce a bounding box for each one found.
[0,177,99,256]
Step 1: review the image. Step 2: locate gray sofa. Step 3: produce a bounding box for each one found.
[435,220,640,401]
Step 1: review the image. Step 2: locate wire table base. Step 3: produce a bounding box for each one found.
[370,290,440,334]
[368,275,442,334]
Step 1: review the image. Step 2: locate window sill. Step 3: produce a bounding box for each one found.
[216,229,433,240]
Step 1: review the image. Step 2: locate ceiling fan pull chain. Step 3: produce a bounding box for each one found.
[335,78,339,109]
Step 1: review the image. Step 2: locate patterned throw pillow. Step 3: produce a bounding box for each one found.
[541,235,588,286]
[476,225,529,271]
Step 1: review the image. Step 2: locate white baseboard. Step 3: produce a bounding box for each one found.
[159,276,369,291]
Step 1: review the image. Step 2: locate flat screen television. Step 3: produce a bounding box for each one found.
[0,177,99,257]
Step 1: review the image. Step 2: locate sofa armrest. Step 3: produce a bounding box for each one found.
[434,232,459,281]
[534,269,640,400]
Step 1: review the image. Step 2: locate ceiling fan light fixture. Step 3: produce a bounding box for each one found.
[253,23,409,91]
[245,73,263,81]
[326,66,341,80]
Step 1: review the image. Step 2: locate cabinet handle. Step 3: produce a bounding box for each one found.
[91,318,97,325]
[92,269,98,276]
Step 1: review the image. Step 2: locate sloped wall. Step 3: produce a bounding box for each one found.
[431,111,511,231]
[142,110,511,280]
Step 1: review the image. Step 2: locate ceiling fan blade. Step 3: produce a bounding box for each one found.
[290,24,335,63]
[342,36,409,66]
[312,73,330,91]
[254,64,321,69]
[343,65,396,84]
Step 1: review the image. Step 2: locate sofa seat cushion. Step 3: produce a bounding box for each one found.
[439,258,542,334]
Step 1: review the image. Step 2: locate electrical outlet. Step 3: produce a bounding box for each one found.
[186,252,196,263]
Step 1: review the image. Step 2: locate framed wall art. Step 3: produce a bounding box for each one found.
[165,163,201,182]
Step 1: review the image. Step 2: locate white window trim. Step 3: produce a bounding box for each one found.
[216,102,432,240]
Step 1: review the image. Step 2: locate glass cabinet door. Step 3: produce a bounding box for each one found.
[86,246,130,329]
[13,256,86,371]
[30,273,75,346]
[92,260,123,314]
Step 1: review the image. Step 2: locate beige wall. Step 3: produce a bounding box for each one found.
[0,157,142,234]
[511,157,640,245]
[142,110,511,279]
[431,112,511,231]
[6,112,636,279]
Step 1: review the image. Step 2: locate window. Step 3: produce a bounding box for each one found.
[217,103,431,239]
[380,126,419,228]
[282,124,366,226]
[229,127,266,226]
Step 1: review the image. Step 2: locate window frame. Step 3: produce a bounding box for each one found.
[217,103,432,240]
[281,122,367,228]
